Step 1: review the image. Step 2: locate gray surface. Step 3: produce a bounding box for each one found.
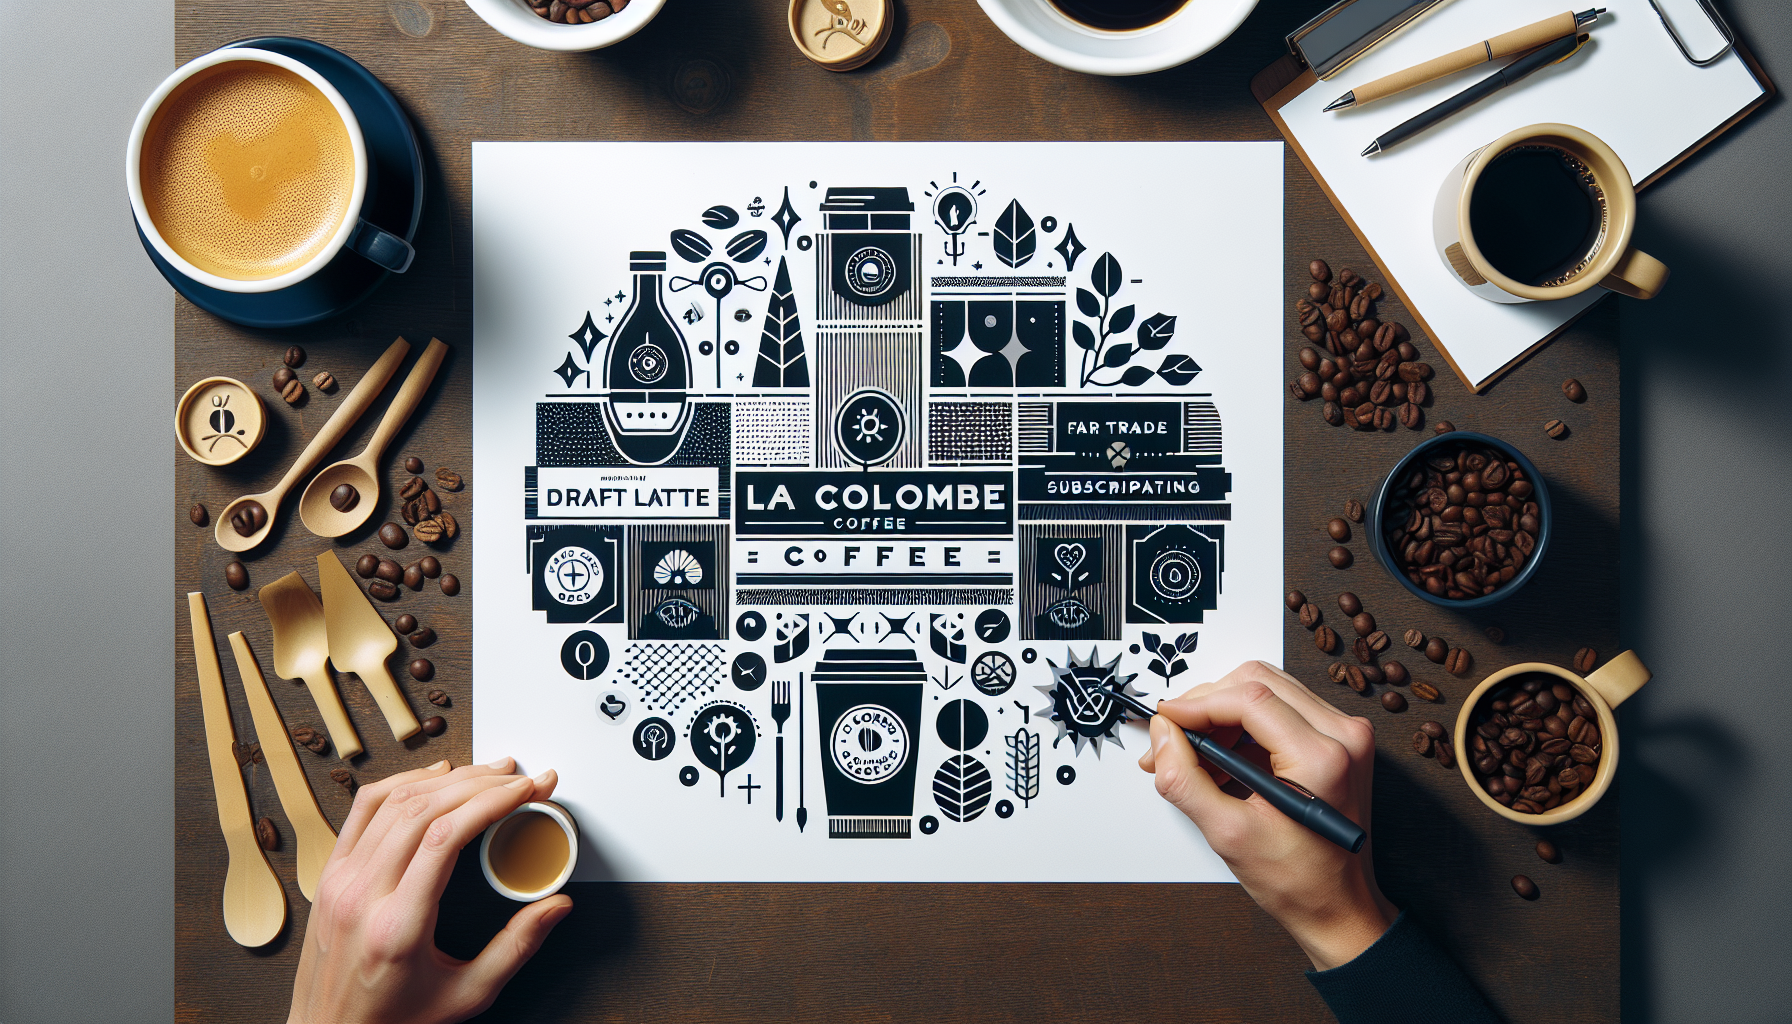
[0,1,1787,1021]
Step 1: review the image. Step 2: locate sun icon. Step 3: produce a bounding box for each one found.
[1035,647,1144,757]
[853,404,888,445]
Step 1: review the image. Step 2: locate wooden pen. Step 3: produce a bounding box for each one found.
[1326,7,1605,111]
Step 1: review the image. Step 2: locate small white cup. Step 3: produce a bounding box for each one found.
[125,47,414,294]
[480,801,579,902]
[464,0,669,53]
[976,0,1260,76]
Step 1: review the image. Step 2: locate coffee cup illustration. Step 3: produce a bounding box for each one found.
[812,649,926,838]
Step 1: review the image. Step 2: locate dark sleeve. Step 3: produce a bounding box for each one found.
[1304,911,1501,1024]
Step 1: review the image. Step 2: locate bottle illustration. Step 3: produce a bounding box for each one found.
[602,250,693,466]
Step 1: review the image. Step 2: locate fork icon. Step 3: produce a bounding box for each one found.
[771,680,792,822]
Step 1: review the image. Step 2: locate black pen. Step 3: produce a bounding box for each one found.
[1362,31,1591,157]
[1092,683,1367,853]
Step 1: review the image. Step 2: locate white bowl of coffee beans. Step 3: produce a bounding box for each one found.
[465,0,665,51]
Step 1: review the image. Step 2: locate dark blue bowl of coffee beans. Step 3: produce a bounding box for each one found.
[1370,430,1551,609]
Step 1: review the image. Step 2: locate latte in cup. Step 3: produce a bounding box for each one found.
[138,61,355,281]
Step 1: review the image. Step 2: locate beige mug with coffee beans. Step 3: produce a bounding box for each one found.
[1433,123,1668,304]
[1453,650,1651,826]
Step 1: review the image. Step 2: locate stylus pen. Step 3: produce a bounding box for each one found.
[1092,684,1367,853]
[1361,31,1590,157]
[1326,8,1604,111]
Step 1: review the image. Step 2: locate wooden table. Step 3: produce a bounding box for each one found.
[174,2,1620,1019]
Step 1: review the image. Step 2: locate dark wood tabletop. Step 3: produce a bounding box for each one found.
[173,1,1620,1020]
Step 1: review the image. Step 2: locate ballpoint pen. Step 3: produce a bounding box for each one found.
[1327,8,1605,111]
[1090,683,1368,853]
[1361,31,1591,156]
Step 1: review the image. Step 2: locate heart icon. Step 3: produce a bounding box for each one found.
[600,695,627,720]
[1054,543,1086,573]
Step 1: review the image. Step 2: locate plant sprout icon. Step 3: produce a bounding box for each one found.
[638,720,671,759]
[200,394,249,453]
[691,701,757,796]
[928,180,980,266]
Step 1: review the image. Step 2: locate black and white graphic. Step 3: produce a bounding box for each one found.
[1036,647,1143,756]
[931,301,1063,388]
[1140,631,1199,688]
[597,691,630,725]
[772,612,810,663]
[816,187,921,322]
[1018,401,1231,522]
[561,630,611,679]
[928,402,1012,465]
[929,612,967,663]
[932,755,993,823]
[528,401,731,521]
[926,176,979,266]
[1004,727,1041,807]
[603,251,694,465]
[1021,525,1122,641]
[971,651,1016,696]
[530,526,622,624]
[936,698,989,750]
[730,652,767,691]
[736,610,767,641]
[974,608,1011,644]
[834,388,906,468]
[619,643,725,716]
[992,199,1036,269]
[689,700,758,796]
[752,257,809,387]
[812,649,926,839]
[631,526,727,640]
[1127,524,1224,624]
[633,717,676,760]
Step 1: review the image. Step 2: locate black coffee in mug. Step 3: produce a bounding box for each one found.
[1468,146,1605,286]
[1048,0,1190,31]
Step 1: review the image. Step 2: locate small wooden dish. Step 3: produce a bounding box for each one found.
[788,0,893,72]
[176,376,265,466]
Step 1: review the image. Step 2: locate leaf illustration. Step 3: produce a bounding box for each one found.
[1169,659,1188,677]
[1076,288,1102,319]
[1004,729,1041,808]
[933,754,993,822]
[993,199,1037,268]
[726,229,768,263]
[752,257,808,387]
[1157,353,1203,386]
[1141,632,1161,652]
[1108,305,1135,334]
[1137,312,1177,350]
[1157,641,1176,661]
[669,228,711,263]
[1176,632,1200,653]
[1103,343,1133,368]
[1148,658,1168,678]
[702,205,739,229]
[1072,321,1097,351]
[1120,365,1154,386]
[1091,253,1123,298]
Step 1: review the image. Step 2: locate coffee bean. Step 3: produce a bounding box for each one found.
[292,726,329,754]
[356,554,380,578]
[1512,875,1538,899]
[1352,612,1375,636]
[403,564,424,590]
[405,456,424,474]
[1337,592,1362,616]
[435,468,463,491]
[439,574,461,596]
[1557,767,1581,788]
[1329,546,1353,568]
[1419,721,1446,741]
[1445,648,1471,675]
[1314,625,1338,654]
[1562,378,1586,402]
[272,366,295,390]
[225,561,248,591]
[1425,637,1448,663]
[1345,499,1365,523]
[1366,630,1390,652]
[330,767,356,793]
[1297,372,1322,397]
[1397,402,1421,430]
[1573,647,1597,673]
[423,489,441,515]
[1433,420,1455,434]
[1569,743,1598,764]
[399,476,427,501]
[1545,418,1568,439]
[1397,629,1421,651]
[1299,603,1322,629]
[1413,732,1433,755]
[367,579,398,600]
[394,613,417,634]
[421,715,447,737]
[1308,281,1329,301]
[283,345,305,369]
[312,371,336,392]
[1345,666,1367,692]
[379,523,408,549]
[1290,379,1309,401]
[1381,690,1407,712]
[1383,661,1409,685]
[230,500,267,538]
[1323,402,1343,426]
[1349,637,1369,663]
[1309,259,1331,282]
[410,627,436,648]
[1536,839,1561,863]
[1299,346,1320,369]
[376,559,402,584]
[1484,625,1505,644]
[1328,662,1348,684]
[408,658,433,682]
[402,497,423,526]
[281,378,305,405]
[256,816,279,851]
[1285,590,1307,612]
[414,516,445,544]
[329,483,359,512]
[427,689,450,707]
[1327,518,1351,542]
[182,503,207,530]
[1411,681,1441,702]
[1435,741,1455,768]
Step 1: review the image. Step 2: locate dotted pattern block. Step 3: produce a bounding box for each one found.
[619,642,726,717]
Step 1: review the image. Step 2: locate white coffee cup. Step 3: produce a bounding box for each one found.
[977,0,1260,76]
[125,48,413,294]
[480,801,580,902]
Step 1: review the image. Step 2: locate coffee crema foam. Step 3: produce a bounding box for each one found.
[140,62,354,280]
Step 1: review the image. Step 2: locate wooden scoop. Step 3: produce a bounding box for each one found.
[227,632,339,901]
[214,337,411,554]
[187,593,286,948]
[316,551,421,741]
[300,338,450,538]
[259,571,362,760]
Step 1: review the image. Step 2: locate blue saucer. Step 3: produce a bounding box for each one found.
[135,37,425,329]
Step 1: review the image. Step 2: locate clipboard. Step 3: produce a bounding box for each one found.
[1253,0,1775,393]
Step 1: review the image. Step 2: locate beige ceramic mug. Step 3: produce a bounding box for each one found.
[1453,650,1651,826]
[1433,123,1668,304]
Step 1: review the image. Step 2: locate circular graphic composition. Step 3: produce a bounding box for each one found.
[596,690,629,726]
[735,610,767,641]
[971,651,1016,696]
[1057,764,1077,786]
[844,245,898,298]
[559,630,610,680]
[628,343,669,383]
[995,799,1015,818]
[936,699,989,751]
[829,703,911,784]
[724,339,740,355]
[679,765,700,787]
[974,608,1011,644]
[834,388,906,468]
[633,717,676,760]
[1021,647,1038,664]
[544,546,603,607]
[1149,548,1202,602]
[918,815,940,835]
[730,651,767,692]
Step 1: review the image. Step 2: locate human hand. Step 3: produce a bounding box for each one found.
[288,758,573,1024]
[1138,661,1395,970]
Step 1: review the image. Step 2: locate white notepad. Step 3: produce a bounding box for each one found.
[1267,0,1768,390]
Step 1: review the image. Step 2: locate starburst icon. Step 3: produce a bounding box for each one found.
[1036,647,1142,757]
[853,404,887,445]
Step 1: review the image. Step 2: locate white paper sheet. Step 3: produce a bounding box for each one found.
[471,142,1283,881]
[1276,0,1764,388]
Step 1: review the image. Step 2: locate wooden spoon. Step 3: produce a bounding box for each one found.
[259,571,362,760]
[214,337,411,554]
[316,551,421,741]
[186,592,286,948]
[227,632,339,902]
[300,338,450,538]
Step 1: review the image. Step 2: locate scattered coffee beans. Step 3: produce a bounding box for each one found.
[1484,625,1506,644]
[1403,628,1425,649]
[1345,499,1365,523]
[421,715,447,737]
[423,490,441,514]
[1337,592,1362,616]
[439,574,461,596]
[368,579,398,600]
[399,476,427,501]
[410,627,436,648]
[417,512,458,544]
[1536,839,1561,863]
[1314,626,1338,654]
[313,371,336,393]
[1381,690,1407,712]
[1383,439,1541,600]
[356,554,380,578]
[1285,590,1307,612]
[330,767,356,793]
[408,658,433,682]
[1411,681,1441,702]
[1446,648,1472,674]
[376,559,402,584]
[403,564,424,590]
[281,378,305,405]
[1351,612,1375,636]
[272,366,295,391]
[418,555,441,578]
[435,468,462,491]
[1425,636,1448,663]
[1562,378,1586,402]
[256,816,279,851]
[1545,419,1568,439]
[427,689,450,707]
[1413,731,1433,755]
[225,561,248,591]
[1383,661,1409,686]
[405,456,424,474]
[1573,647,1597,673]
[283,345,305,368]
[1327,518,1351,542]
[1512,875,1538,900]
[1366,630,1390,653]
[1328,546,1353,568]
[1468,672,1602,814]
[292,726,329,754]
[329,483,359,512]
[1420,721,1446,739]
[394,613,418,635]
[230,501,267,538]
[1291,260,1429,433]
[529,0,631,24]
[378,522,408,549]
[1353,637,1373,663]
[1299,603,1322,629]
[189,502,207,526]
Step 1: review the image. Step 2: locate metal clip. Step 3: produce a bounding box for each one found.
[1647,0,1736,67]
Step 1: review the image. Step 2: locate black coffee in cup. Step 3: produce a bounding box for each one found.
[1468,146,1605,286]
[1048,0,1189,31]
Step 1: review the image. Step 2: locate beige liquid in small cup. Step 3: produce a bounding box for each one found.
[488,811,570,893]
[140,61,354,281]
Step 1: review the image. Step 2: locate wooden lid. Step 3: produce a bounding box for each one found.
[788,0,892,72]
[176,376,265,466]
